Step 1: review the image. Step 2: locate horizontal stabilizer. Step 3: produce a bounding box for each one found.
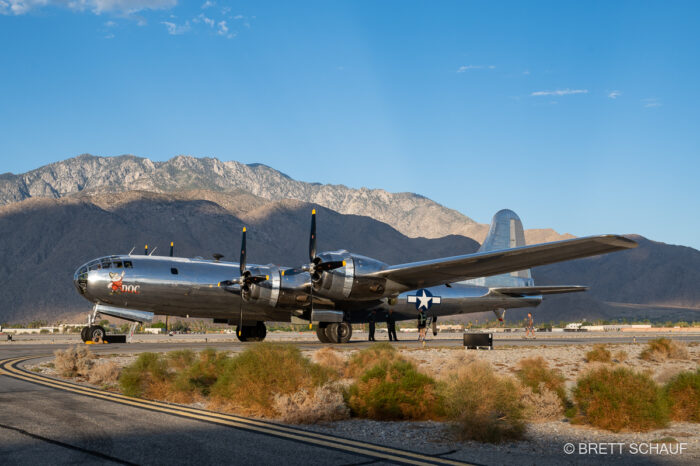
[489,285,588,297]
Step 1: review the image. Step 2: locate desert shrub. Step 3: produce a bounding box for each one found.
[171,349,230,400]
[54,346,93,377]
[312,347,346,374]
[210,343,333,417]
[613,349,628,362]
[88,361,120,386]
[346,359,443,421]
[345,343,406,378]
[573,366,668,432]
[441,360,525,443]
[274,383,349,424]
[167,350,196,370]
[521,384,564,421]
[640,338,689,362]
[586,345,612,363]
[515,357,567,404]
[664,369,700,422]
[119,352,171,398]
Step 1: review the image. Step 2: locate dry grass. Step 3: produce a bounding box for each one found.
[88,361,121,386]
[613,349,628,362]
[119,352,171,399]
[345,343,407,378]
[54,346,94,377]
[664,369,700,422]
[441,360,526,443]
[312,347,346,374]
[346,359,443,421]
[585,345,612,363]
[514,357,567,404]
[210,343,333,417]
[521,384,564,421]
[573,366,669,432]
[274,383,349,424]
[640,338,689,362]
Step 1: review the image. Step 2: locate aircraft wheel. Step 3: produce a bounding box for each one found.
[236,326,250,342]
[249,322,267,342]
[325,321,352,344]
[316,322,331,343]
[89,325,106,343]
[80,326,90,343]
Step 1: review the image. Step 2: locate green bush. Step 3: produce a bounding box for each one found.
[119,352,170,397]
[441,361,525,443]
[345,343,405,378]
[210,343,333,416]
[664,369,700,422]
[515,356,567,404]
[573,366,668,432]
[346,359,443,421]
[172,349,229,397]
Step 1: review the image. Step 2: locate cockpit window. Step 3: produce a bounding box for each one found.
[101,259,111,269]
[124,260,133,268]
[88,262,101,271]
[114,261,123,268]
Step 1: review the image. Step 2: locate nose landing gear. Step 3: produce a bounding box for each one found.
[80,325,106,343]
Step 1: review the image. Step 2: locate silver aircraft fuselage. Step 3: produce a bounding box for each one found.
[73,254,542,325]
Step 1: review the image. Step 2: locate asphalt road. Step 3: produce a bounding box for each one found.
[0,340,477,466]
[2,333,699,465]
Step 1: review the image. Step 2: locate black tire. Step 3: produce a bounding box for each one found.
[236,325,249,342]
[316,322,331,343]
[249,322,267,342]
[80,326,90,342]
[89,325,106,343]
[325,321,352,344]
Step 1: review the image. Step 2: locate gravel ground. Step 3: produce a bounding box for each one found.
[26,342,700,465]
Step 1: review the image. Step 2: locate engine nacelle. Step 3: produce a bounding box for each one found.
[244,265,283,307]
[313,251,389,301]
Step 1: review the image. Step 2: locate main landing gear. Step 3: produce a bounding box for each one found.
[236,321,267,342]
[80,325,106,343]
[316,321,352,344]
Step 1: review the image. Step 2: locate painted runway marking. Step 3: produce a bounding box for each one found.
[0,356,475,466]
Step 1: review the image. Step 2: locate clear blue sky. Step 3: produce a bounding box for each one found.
[1,1,698,248]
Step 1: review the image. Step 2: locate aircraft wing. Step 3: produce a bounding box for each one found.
[488,285,588,296]
[367,235,637,290]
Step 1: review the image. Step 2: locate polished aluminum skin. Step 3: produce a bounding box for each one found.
[73,209,637,330]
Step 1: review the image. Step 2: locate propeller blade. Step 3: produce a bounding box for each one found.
[316,260,346,272]
[240,227,247,275]
[309,209,316,262]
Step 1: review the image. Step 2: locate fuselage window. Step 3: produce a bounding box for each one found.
[124,261,133,268]
[171,267,179,275]
[114,261,123,268]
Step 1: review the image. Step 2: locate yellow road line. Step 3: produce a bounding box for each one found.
[1,356,472,466]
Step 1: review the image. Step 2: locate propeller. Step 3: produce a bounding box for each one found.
[218,227,268,336]
[284,209,346,314]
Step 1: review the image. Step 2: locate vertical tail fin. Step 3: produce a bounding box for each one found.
[461,209,534,287]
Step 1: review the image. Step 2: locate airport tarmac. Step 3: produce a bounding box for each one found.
[1,332,699,465]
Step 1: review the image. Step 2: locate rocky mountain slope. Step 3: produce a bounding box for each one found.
[0,154,572,243]
[1,189,697,324]
[0,190,480,322]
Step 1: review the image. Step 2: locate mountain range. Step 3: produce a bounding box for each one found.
[0,155,697,325]
[0,154,572,243]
